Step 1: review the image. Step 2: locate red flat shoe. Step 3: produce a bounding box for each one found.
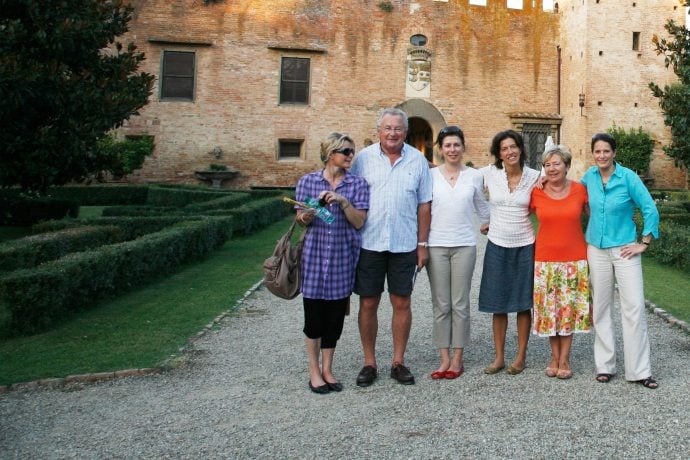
[431,370,446,380]
[444,367,464,379]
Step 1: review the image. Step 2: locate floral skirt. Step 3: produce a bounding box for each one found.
[532,260,592,337]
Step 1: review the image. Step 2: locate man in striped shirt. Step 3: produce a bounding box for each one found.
[350,108,432,386]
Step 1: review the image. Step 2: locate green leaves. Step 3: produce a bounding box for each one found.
[607,124,654,175]
[649,20,690,170]
[0,0,154,194]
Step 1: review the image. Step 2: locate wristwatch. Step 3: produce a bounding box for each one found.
[417,242,428,248]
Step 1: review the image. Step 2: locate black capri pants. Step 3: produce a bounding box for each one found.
[303,297,349,349]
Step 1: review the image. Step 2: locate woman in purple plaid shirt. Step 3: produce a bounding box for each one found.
[295,132,370,395]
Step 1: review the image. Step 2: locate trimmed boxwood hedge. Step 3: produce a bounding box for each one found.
[31,216,209,240]
[0,195,79,226]
[183,192,252,212]
[0,225,125,274]
[661,213,690,226]
[146,185,232,207]
[101,205,178,217]
[224,196,293,234]
[0,217,233,335]
[100,193,253,217]
[645,220,690,272]
[46,185,149,205]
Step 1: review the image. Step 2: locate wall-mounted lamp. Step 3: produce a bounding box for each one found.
[578,93,585,116]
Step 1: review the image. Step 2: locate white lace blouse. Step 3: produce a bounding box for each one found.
[480,164,540,248]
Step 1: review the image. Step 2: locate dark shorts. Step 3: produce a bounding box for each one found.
[354,249,418,297]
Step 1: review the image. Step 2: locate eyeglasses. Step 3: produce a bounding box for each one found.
[333,148,355,156]
[380,127,406,134]
[439,125,463,135]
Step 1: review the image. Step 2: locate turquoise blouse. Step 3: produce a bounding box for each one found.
[581,162,659,249]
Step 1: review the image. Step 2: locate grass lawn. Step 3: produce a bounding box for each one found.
[78,205,107,219]
[642,256,690,324]
[0,226,32,243]
[0,216,294,386]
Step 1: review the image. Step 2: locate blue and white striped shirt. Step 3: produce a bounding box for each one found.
[350,142,432,253]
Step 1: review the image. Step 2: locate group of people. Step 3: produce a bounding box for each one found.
[293,108,660,395]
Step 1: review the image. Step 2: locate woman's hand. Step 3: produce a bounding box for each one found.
[480,223,489,235]
[297,209,316,226]
[318,190,347,208]
[619,242,647,259]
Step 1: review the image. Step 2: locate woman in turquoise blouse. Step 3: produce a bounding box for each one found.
[581,133,660,389]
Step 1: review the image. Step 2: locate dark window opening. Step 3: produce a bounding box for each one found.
[161,51,195,101]
[280,57,310,104]
[632,32,640,51]
[279,139,302,158]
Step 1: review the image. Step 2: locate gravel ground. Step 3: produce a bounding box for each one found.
[1,235,689,459]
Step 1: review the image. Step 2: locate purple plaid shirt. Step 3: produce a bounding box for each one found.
[296,170,369,300]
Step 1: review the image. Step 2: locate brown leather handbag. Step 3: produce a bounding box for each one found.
[262,220,305,299]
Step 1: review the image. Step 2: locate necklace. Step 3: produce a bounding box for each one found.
[442,165,461,182]
[506,170,522,193]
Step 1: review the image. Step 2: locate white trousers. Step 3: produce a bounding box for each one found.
[427,246,476,349]
[587,244,651,381]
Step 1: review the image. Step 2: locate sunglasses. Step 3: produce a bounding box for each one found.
[333,148,355,156]
[439,125,463,135]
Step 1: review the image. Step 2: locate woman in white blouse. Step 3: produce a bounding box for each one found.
[479,130,540,375]
[427,126,490,380]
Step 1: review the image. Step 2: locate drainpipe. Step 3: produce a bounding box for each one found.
[557,45,561,115]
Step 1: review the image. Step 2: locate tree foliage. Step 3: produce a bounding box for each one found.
[607,124,654,175]
[93,135,155,181]
[649,19,690,170]
[0,0,154,194]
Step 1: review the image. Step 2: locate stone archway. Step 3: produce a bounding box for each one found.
[397,99,447,165]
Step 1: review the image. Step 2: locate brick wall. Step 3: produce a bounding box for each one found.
[119,0,687,189]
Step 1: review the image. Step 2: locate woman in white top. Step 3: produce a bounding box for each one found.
[427,126,490,380]
[479,130,540,376]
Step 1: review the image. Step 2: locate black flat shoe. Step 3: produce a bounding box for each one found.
[308,381,330,394]
[325,381,343,392]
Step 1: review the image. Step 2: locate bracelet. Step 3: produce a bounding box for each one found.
[341,201,351,210]
[641,241,649,246]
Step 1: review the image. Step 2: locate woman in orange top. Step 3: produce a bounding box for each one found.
[530,145,591,379]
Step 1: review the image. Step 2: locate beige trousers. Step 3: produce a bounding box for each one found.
[588,244,651,381]
[427,246,476,349]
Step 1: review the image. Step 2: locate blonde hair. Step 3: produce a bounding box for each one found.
[542,144,572,168]
[320,132,355,163]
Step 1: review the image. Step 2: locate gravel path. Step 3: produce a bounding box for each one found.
[1,235,689,458]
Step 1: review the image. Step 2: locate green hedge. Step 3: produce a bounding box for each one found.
[646,220,690,272]
[46,185,149,205]
[32,216,212,240]
[101,193,253,217]
[0,217,233,335]
[146,185,231,207]
[224,196,294,234]
[650,190,690,202]
[0,195,79,226]
[0,226,124,274]
[101,205,179,217]
[183,192,252,212]
[661,213,690,226]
